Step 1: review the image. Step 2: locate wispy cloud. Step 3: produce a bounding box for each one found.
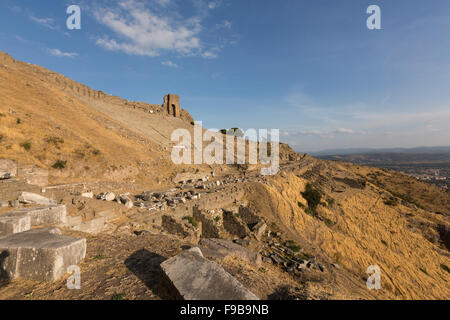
[161,60,178,68]
[29,15,57,30]
[93,0,223,58]
[208,1,222,10]
[216,20,232,29]
[49,48,78,58]
[285,128,355,138]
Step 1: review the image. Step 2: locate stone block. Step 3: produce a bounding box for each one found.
[0,214,31,237]
[0,228,86,282]
[161,247,259,300]
[199,238,261,267]
[7,205,67,226]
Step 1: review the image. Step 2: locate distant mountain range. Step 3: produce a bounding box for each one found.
[309,146,450,157]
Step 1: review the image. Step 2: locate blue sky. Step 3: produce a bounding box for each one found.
[1,0,450,152]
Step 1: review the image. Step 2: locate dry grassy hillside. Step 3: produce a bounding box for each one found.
[246,158,450,299]
[0,51,227,187]
[0,51,299,187]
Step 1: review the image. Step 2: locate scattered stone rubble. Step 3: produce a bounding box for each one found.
[260,234,326,274]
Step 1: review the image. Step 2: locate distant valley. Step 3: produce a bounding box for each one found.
[314,147,450,191]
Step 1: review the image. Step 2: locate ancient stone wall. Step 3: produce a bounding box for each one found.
[171,185,246,220]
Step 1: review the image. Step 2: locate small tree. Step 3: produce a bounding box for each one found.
[301,183,322,214]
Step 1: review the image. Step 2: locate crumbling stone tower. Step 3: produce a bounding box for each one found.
[163,94,181,117]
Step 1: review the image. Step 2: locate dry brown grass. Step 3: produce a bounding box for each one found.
[246,166,450,300]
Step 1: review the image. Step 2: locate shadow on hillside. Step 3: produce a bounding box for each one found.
[124,249,181,300]
[0,251,11,288]
[268,285,308,300]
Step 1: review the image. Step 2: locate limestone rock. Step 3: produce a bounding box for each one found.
[5,205,67,226]
[81,191,94,199]
[0,214,31,237]
[199,238,261,267]
[161,247,259,300]
[252,221,267,241]
[0,228,86,282]
[18,192,57,206]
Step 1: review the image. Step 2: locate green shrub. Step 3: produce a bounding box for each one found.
[183,216,199,228]
[16,118,21,124]
[284,240,301,253]
[52,160,67,169]
[93,254,107,261]
[326,198,335,206]
[297,202,305,208]
[301,183,322,213]
[45,136,64,146]
[111,293,126,300]
[20,141,31,151]
[92,149,101,156]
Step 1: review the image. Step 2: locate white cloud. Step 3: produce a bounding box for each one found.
[201,50,218,59]
[29,15,57,29]
[94,0,206,57]
[161,60,178,68]
[49,49,78,58]
[216,20,232,29]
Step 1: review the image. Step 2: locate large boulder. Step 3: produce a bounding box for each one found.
[0,228,86,282]
[161,247,259,300]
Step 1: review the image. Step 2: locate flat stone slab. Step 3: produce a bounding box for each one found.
[199,238,262,267]
[0,228,86,282]
[3,205,67,227]
[161,247,259,300]
[18,192,57,206]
